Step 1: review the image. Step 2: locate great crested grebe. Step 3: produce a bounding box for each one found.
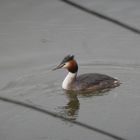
[53,55,120,91]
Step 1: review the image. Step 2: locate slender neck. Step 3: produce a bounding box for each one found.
[62,72,77,90]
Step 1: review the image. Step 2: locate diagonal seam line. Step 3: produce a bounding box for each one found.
[0,96,126,140]
[60,0,140,34]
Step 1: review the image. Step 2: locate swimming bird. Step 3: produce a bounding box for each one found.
[53,55,120,91]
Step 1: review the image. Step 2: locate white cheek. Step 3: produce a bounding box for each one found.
[63,62,70,68]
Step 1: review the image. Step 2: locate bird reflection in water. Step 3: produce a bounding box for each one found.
[64,91,80,120]
[62,89,110,120]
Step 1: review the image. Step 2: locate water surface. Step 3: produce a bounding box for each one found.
[0,0,140,140]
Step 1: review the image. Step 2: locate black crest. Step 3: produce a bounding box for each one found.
[61,55,74,63]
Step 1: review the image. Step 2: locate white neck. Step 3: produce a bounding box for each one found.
[62,72,77,90]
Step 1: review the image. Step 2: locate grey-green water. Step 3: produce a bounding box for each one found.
[0,0,140,140]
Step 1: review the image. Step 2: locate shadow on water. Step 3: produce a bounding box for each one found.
[60,0,140,34]
[0,93,126,140]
